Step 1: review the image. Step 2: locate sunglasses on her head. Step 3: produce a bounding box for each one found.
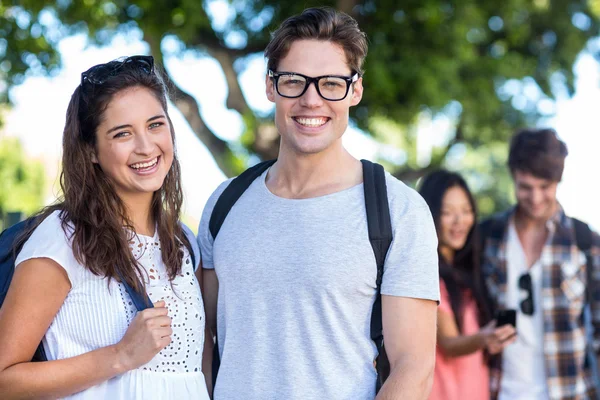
[80,55,154,86]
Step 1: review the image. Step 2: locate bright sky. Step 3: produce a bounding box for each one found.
[3,32,599,231]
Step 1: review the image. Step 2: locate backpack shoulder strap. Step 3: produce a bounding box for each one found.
[479,214,506,250]
[116,270,153,312]
[361,160,393,344]
[123,224,200,311]
[361,159,393,392]
[209,160,276,240]
[479,218,493,246]
[181,223,200,271]
[573,218,594,305]
[573,218,593,252]
[361,160,393,283]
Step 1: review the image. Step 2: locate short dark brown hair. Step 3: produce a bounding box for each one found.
[265,7,368,75]
[508,128,568,181]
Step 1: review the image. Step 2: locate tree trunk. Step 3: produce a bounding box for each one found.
[209,49,250,115]
[145,33,237,176]
[162,65,238,176]
[391,122,463,182]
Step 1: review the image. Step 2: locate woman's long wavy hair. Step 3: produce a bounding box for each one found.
[418,170,491,331]
[17,57,191,293]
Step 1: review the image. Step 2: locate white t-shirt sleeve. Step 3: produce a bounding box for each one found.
[197,179,233,270]
[14,211,81,286]
[381,177,440,301]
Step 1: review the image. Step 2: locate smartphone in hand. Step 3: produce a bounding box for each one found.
[495,309,517,328]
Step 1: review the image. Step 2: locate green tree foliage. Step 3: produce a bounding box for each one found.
[0,2,60,104]
[1,0,599,214]
[0,137,46,223]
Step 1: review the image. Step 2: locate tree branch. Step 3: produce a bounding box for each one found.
[393,165,438,182]
[165,71,235,175]
[250,120,280,160]
[391,120,464,182]
[188,30,265,59]
[145,33,237,176]
[208,48,250,115]
[146,32,280,169]
[207,47,280,160]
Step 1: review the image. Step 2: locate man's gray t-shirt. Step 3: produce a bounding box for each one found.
[198,169,439,400]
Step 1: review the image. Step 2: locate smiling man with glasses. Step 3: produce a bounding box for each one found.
[198,7,439,400]
[480,128,600,400]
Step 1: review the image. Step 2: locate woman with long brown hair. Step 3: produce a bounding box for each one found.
[0,56,210,399]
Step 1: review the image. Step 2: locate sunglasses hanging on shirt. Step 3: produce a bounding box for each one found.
[518,272,535,315]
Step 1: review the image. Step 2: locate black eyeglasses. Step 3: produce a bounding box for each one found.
[268,70,359,101]
[81,55,154,86]
[518,273,535,315]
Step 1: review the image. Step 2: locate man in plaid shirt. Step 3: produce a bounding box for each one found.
[481,128,600,400]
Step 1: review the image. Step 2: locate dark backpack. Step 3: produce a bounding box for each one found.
[0,216,198,361]
[208,159,393,393]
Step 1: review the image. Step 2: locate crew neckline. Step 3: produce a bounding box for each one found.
[259,167,364,202]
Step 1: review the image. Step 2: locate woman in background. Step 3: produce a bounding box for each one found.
[419,170,516,400]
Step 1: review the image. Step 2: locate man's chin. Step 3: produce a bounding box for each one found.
[522,207,552,221]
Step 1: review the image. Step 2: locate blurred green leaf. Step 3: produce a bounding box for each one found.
[0,137,46,224]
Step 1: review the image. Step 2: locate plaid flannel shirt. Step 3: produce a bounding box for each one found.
[481,206,600,400]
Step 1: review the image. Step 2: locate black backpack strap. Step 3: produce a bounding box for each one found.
[361,159,393,391]
[478,215,506,312]
[181,223,199,271]
[478,214,508,256]
[573,218,594,306]
[573,218,592,250]
[209,160,276,240]
[115,269,153,312]
[479,218,493,253]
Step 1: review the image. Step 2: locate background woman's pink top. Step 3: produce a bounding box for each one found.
[429,280,490,400]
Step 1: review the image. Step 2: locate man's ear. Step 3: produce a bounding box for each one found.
[266,74,275,103]
[350,77,363,106]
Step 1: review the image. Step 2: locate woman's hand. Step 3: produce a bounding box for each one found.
[480,320,517,355]
[114,301,172,371]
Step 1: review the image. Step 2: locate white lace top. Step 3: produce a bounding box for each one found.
[15,211,209,399]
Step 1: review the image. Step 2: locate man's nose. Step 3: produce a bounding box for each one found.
[299,81,324,107]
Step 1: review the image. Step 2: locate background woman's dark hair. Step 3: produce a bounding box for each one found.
[17,57,191,293]
[418,170,491,331]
